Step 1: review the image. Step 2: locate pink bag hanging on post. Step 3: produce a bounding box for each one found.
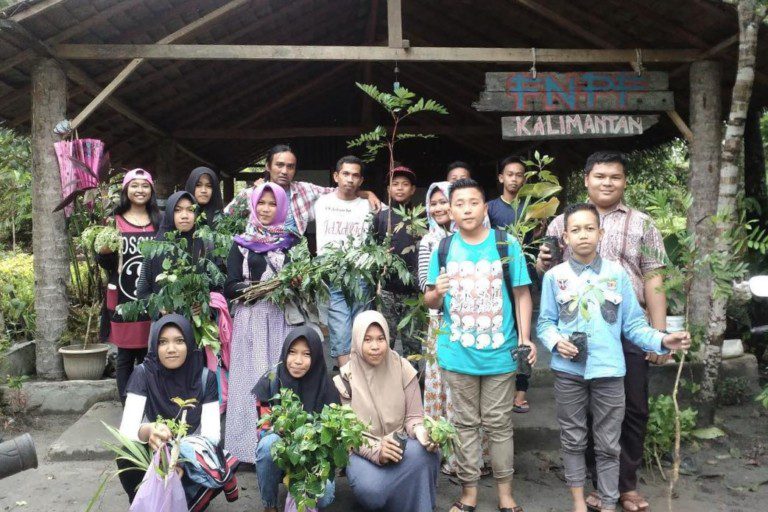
[130,446,187,512]
[54,138,107,217]
[284,494,318,512]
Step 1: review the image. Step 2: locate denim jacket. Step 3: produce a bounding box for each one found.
[537,256,666,380]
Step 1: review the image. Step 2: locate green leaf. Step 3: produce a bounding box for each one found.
[691,427,726,440]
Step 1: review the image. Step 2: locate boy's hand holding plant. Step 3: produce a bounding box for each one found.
[661,331,691,351]
[555,337,579,359]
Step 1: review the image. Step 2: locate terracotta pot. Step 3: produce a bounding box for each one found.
[58,343,109,380]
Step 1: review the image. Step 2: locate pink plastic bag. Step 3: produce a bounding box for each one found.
[130,447,187,512]
[284,494,318,512]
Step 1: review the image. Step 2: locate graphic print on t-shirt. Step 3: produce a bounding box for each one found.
[445,258,505,350]
[118,232,153,301]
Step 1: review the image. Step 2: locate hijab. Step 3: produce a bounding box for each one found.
[344,310,417,438]
[253,325,339,413]
[135,314,207,430]
[184,167,222,227]
[234,182,297,253]
[425,181,452,238]
[155,190,196,243]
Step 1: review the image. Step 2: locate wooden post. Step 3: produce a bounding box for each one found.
[222,175,235,203]
[154,138,179,201]
[686,60,722,332]
[30,58,68,379]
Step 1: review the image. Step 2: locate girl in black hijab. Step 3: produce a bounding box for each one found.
[185,167,223,228]
[136,191,219,300]
[117,314,220,503]
[250,326,339,512]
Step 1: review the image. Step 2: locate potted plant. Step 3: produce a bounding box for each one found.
[58,301,110,380]
[53,144,117,380]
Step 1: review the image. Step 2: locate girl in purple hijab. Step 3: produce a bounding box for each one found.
[233,182,297,253]
[223,182,298,463]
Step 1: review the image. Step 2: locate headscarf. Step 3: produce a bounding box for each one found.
[184,167,222,227]
[134,314,207,431]
[253,325,339,413]
[425,181,452,237]
[155,190,196,243]
[234,182,296,253]
[344,310,417,438]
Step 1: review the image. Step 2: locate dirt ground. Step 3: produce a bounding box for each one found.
[1,402,767,512]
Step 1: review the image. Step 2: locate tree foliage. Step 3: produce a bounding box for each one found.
[0,128,32,251]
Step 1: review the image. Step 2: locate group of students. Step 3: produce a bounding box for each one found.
[97,144,692,512]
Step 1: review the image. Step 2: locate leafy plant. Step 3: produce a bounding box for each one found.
[259,388,368,512]
[0,128,32,252]
[501,151,562,262]
[118,224,226,353]
[349,83,447,234]
[644,394,697,479]
[0,252,35,341]
[716,377,752,406]
[423,415,460,458]
[755,384,768,409]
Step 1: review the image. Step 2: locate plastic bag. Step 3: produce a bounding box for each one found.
[284,494,318,512]
[130,446,187,512]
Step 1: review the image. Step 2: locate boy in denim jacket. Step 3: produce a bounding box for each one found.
[537,204,690,512]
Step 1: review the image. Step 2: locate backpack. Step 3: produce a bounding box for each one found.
[436,228,525,341]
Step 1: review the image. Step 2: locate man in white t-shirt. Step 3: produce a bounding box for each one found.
[313,155,372,366]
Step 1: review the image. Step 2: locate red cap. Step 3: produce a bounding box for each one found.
[391,166,416,184]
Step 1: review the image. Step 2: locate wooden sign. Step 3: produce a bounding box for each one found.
[501,114,659,140]
[474,71,673,112]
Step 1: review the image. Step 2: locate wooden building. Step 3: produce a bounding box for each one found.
[0,0,766,377]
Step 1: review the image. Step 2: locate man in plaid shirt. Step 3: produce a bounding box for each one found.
[223,144,380,235]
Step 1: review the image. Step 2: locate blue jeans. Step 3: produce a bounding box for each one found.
[327,285,371,358]
[255,432,336,509]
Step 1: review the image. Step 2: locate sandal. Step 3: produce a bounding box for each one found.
[586,491,602,512]
[512,400,530,413]
[498,508,524,512]
[449,502,476,512]
[619,492,649,512]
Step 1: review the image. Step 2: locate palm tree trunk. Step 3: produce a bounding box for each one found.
[31,59,69,379]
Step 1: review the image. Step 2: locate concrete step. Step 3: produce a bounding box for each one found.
[0,378,118,414]
[48,401,122,462]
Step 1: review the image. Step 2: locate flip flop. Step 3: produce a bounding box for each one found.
[450,501,476,512]
[512,400,530,413]
[620,492,650,512]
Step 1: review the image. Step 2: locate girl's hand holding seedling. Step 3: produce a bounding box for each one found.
[191,303,202,316]
[140,422,172,451]
[555,337,579,359]
[379,435,404,464]
[661,331,691,352]
[413,425,438,452]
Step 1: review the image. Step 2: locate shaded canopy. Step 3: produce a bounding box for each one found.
[1,0,766,187]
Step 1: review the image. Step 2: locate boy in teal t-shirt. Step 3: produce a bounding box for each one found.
[425,178,535,512]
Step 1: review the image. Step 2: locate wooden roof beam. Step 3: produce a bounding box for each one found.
[6,0,68,23]
[0,0,145,75]
[0,19,215,167]
[52,44,701,63]
[69,0,252,131]
[387,0,405,48]
[173,125,498,139]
